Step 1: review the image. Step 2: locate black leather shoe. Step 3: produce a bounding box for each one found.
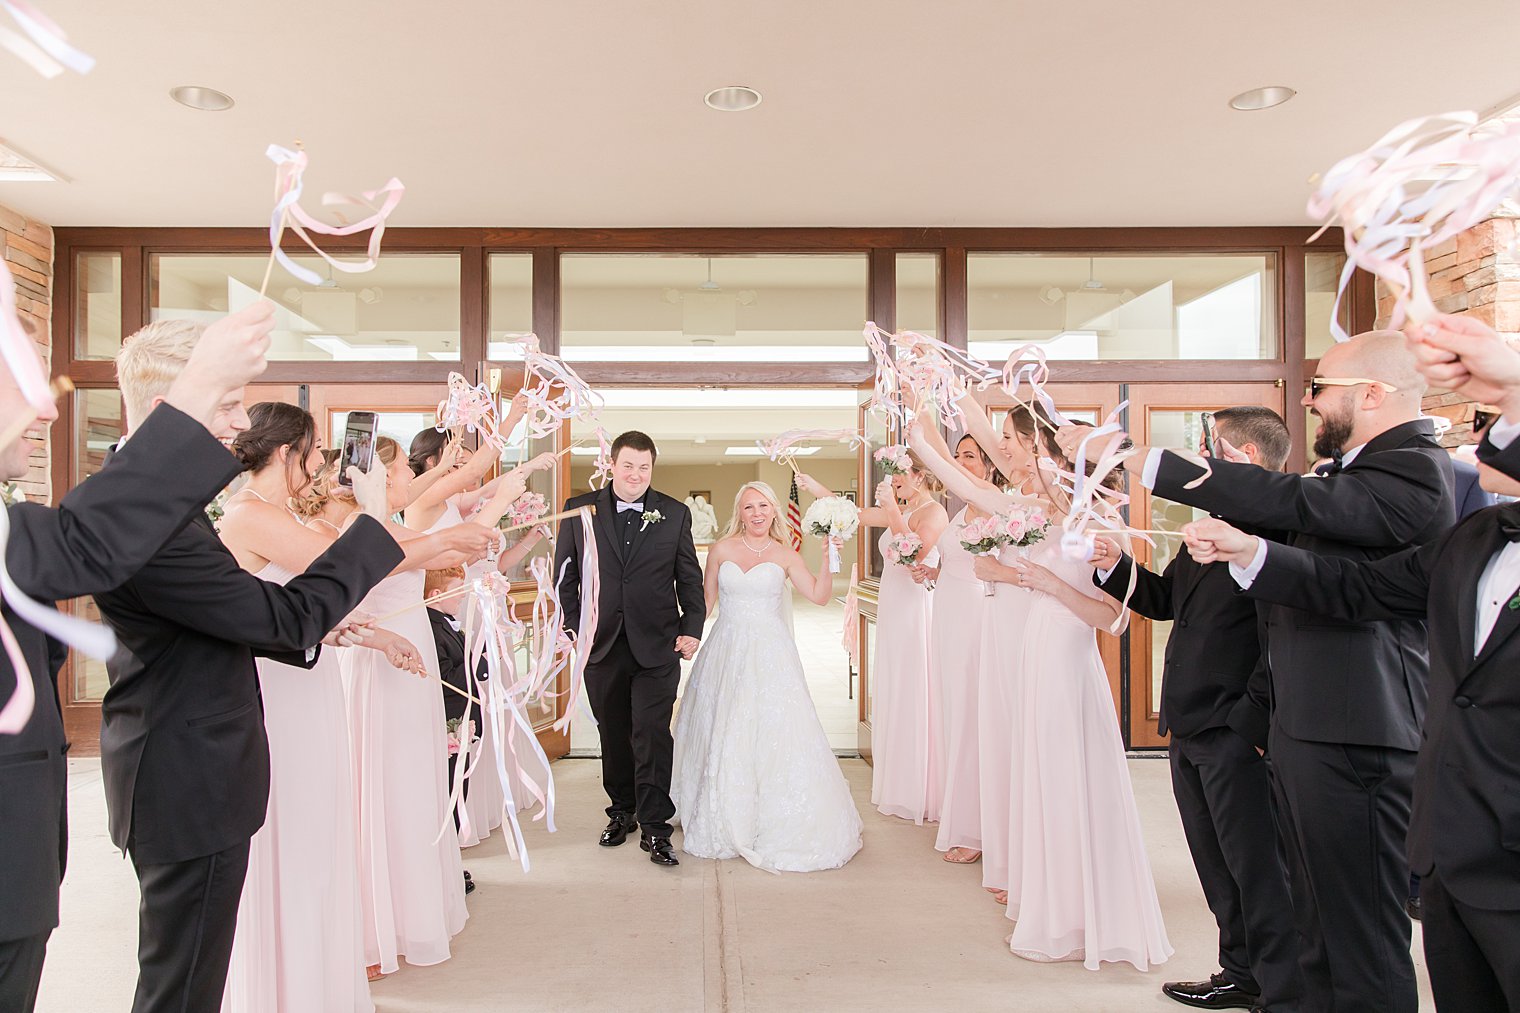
[1406,895,1423,921]
[463,870,475,895]
[640,834,680,866]
[1161,972,1260,1010]
[599,813,638,847]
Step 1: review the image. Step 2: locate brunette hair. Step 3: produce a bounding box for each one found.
[408,427,450,476]
[232,402,319,495]
[611,430,658,463]
[954,434,1005,490]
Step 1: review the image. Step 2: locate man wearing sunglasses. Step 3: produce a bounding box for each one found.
[1123,330,1454,1013]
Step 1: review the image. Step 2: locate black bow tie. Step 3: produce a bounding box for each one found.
[1315,452,1345,477]
[1500,503,1520,543]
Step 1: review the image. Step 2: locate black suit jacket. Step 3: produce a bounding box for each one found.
[94,508,402,865]
[1152,419,1455,750]
[0,405,241,941]
[1244,506,1520,910]
[553,486,705,669]
[1096,547,1269,747]
[1477,429,1520,482]
[428,607,471,725]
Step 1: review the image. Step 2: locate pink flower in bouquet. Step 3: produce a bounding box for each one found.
[506,491,548,529]
[884,531,923,567]
[874,444,912,476]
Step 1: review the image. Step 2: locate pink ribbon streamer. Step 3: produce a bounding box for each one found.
[553,506,599,732]
[840,564,860,668]
[0,0,93,78]
[756,428,865,463]
[1308,111,1520,339]
[263,145,405,288]
[862,322,1000,429]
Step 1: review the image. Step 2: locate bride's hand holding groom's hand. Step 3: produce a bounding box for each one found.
[675,635,700,660]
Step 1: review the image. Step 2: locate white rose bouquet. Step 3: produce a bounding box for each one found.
[802,495,860,573]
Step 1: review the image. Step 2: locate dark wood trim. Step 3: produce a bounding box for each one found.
[1282,246,1308,465]
[531,247,559,355]
[251,361,465,384]
[458,245,486,366]
[868,248,895,333]
[122,244,145,335]
[1351,261,1378,333]
[570,362,876,387]
[942,247,967,350]
[1041,359,1287,383]
[57,225,1342,253]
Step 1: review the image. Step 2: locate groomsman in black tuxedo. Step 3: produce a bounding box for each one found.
[1124,331,1454,1013]
[94,318,416,1013]
[0,306,276,1011]
[1182,433,1520,1011]
[554,431,706,867]
[1091,406,1301,1013]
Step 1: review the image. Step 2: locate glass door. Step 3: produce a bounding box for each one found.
[1124,382,1286,748]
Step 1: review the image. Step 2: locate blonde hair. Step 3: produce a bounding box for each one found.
[116,318,204,424]
[905,449,943,494]
[720,481,788,545]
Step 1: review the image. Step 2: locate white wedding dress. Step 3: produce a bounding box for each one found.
[672,560,863,873]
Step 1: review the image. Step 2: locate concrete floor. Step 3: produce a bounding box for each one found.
[40,757,1434,1012]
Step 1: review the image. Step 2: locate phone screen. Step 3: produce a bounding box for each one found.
[338,411,378,486]
[1200,412,1217,458]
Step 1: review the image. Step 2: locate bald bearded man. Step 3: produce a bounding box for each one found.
[1124,331,1455,1013]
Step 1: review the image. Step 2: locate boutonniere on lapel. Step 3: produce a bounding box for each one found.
[1508,592,1520,611]
[640,509,664,532]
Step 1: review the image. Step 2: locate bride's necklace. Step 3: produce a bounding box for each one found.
[739,533,769,557]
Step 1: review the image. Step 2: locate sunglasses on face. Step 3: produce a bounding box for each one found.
[1473,404,1503,434]
[1306,376,1401,400]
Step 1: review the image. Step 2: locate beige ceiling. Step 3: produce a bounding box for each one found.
[2,2,1518,229]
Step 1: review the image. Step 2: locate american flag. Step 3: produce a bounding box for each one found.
[786,473,804,550]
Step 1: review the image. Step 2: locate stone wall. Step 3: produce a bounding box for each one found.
[1375,214,1519,448]
[1,202,54,502]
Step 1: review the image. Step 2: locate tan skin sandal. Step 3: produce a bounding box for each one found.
[943,847,982,864]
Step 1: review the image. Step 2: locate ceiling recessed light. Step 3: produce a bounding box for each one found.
[704,86,762,113]
[1229,86,1296,112]
[170,85,235,112]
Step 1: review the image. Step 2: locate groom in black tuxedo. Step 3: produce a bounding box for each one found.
[555,431,706,866]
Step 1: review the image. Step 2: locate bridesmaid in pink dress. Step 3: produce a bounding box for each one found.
[910,435,999,862]
[973,422,1172,970]
[217,404,449,1012]
[801,458,948,824]
[911,407,1038,895]
[322,436,516,977]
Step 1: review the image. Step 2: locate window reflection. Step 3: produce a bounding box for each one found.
[968,253,1278,361]
[152,254,461,362]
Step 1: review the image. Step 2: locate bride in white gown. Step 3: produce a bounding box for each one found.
[672,481,863,873]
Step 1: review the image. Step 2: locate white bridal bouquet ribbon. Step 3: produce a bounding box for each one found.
[801,495,860,573]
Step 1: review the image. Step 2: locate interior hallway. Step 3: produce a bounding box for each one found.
[40,757,1435,1012]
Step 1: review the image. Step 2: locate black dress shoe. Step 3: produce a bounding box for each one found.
[640,833,680,866]
[1405,895,1423,921]
[463,871,476,895]
[599,813,638,847]
[1162,972,1261,1010]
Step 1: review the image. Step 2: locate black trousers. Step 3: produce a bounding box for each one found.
[130,840,251,1013]
[1268,726,1417,1013]
[0,930,50,1012]
[585,632,680,837]
[1170,727,1303,1009]
[1422,869,1520,1012]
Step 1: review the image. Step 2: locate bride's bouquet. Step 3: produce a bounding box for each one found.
[802,495,860,573]
[873,444,912,476]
